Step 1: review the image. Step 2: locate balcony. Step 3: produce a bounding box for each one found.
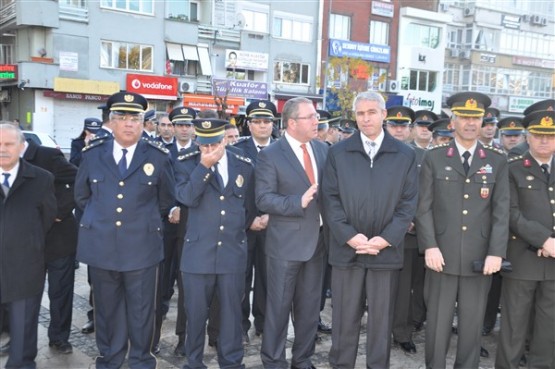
[198,25,240,47]
[59,4,89,23]
[0,1,16,30]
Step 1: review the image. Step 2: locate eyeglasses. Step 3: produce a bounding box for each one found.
[111,113,143,124]
[293,113,320,121]
[250,119,273,125]
[198,141,223,149]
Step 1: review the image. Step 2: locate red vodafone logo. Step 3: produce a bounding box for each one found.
[126,73,178,100]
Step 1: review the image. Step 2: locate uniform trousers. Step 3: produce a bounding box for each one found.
[90,265,157,369]
[2,292,42,369]
[329,267,398,369]
[46,254,75,344]
[261,253,323,369]
[242,229,267,334]
[495,278,555,369]
[182,272,245,369]
[424,272,491,369]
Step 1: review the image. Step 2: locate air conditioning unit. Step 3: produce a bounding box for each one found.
[439,3,449,12]
[386,80,399,93]
[531,15,542,24]
[0,90,10,102]
[179,81,195,93]
[459,50,471,60]
[463,7,475,16]
[540,17,547,26]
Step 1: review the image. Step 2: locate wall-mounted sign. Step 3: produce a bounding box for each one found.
[502,15,520,29]
[225,49,269,71]
[126,74,178,100]
[43,90,109,102]
[480,53,496,64]
[329,39,390,63]
[0,64,17,80]
[508,96,542,113]
[59,51,79,72]
[182,94,245,115]
[212,79,268,99]
[371,1,394,18]
[512,56,555,70]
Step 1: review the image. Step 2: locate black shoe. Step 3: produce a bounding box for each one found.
[482,327,493,336]
[81,320,94,334]
[413,322,424,332]
[255,328,263,337]
[208,339,217,348]
[519,354,527,367]
[152,343,160,355]
[291,365,316,369]
[49,341,73,354]
[451,326,458,335]
[396,340,417,354]
[480,346,489,358]
[242,332,250,345]
[174,335,186,357]
[317,319,332,334]
[0,341,10,357]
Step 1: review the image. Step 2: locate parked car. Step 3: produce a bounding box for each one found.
[22,130,61,150]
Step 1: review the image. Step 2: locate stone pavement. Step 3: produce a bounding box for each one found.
[0,263,500,368]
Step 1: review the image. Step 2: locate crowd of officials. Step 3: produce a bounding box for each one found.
[0,90,553,369]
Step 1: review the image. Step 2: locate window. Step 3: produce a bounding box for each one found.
[0,43,14,64]
[101,41,153,72]
[166,0,197,21]
[273,12,312,42]
[401,70,437,92]
[474,28,495,51]
[101,0,153,15]
[274,61,309,85]
[329,14,350,40]
[368,67,387,91]
[243,9,268,33]
[166,43,202,76]
[443,63,461,93]
[406,23,440,48]
[499,29,554,59]
[60,0,86,7]
[369,21,389,45]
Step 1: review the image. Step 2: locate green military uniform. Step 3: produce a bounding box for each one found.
[495,109,555,369]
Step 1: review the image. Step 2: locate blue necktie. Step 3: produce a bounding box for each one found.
[213,163,224,191]
[2,172,10,188]
[118,149,128,177]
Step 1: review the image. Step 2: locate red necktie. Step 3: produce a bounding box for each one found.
[301,143,315,185]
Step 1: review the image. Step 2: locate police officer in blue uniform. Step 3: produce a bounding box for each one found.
[142,109,157,140]
[174,118,256,369]
[74,91,175,369]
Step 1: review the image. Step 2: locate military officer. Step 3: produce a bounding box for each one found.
[416,92,510,369]
[234,100,277,341]
[508,99,554,158]
[497,117,525,155]
[174,118,255,369]
[428,118,454,146]
[479,107,502,149]
[412,110,438,149]
[495,109,555,369]
[74,91,175,369]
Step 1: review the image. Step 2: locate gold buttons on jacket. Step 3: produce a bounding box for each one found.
[221,210,226,215]
[220,196,225,201]
[219,225,224,231]
[116,207,122,213]
[465,179,471,183]
[119,181,124,187]
[117,194,124,199]
[462,226,467,231]
[116,221,122,227]
[217,241,222,246]
[464,194,469,199]
[462,210,468,215]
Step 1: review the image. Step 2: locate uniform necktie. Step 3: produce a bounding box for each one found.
[366,141,377,168]
[2,172,10,188]
[257,145,266,151]
[118,148,128,176]
[541,164,550,181]
[213,163,225,191]
[301,143,316,185]
[462,151,471,175]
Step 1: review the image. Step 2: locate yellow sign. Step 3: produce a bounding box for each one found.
[54,77,119,95]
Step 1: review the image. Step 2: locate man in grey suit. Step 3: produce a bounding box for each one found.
[322,92,418,368]
[416,92,510,369]
[256,97,329,369]
[495,109,555,369]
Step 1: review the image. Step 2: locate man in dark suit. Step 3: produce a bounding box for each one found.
[234,100,277,341]
[416,92,510,369]
[142,109,157,140]
[0,124,57,369]
[256,97,329,369]
[155,113,175,148]
[495,109,555,369]
[322,93,418,368]
[174,118,255,369]
[74,91,175,369]
[22,139,78,354]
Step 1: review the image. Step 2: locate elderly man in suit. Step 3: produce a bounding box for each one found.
[0,123,57,369]
[75,91,175,369]
[416,92,510,369]
[174,118,255,369]
[322,93,418,368]
[256,97,329,369]
[495,109,555,369]
[22,139,78,354]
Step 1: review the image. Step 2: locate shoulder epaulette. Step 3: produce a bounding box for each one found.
[82,139,106,152]
[428,143,450,150]
[147,140,170,154]
[177,150,200,161]
[482,144,505,155]
[233,136,251,146]
[508,155,524,163]
[233,153,253,164]
[89,133,111,143]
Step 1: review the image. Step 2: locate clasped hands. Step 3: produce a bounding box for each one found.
[347,234,390,255]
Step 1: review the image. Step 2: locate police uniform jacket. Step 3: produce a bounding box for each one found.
[0,159,56,303]
[175,147,256,274]
[74,138,175,272]
[416,141,510,276]
[322,131,418,269]
[504,153,555,281]
[70,137,86,167]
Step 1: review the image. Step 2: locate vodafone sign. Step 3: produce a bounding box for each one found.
[126,73,178,100]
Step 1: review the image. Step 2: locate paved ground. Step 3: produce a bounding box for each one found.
[0,263,500,368]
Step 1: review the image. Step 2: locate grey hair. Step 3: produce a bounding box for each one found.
[352,91,386,111]
[282,97,313,128]
[0,123,25,143]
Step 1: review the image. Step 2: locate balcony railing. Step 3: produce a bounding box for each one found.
[59,4,88,22]
[198,25,240,44]
[0,1,16,28]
